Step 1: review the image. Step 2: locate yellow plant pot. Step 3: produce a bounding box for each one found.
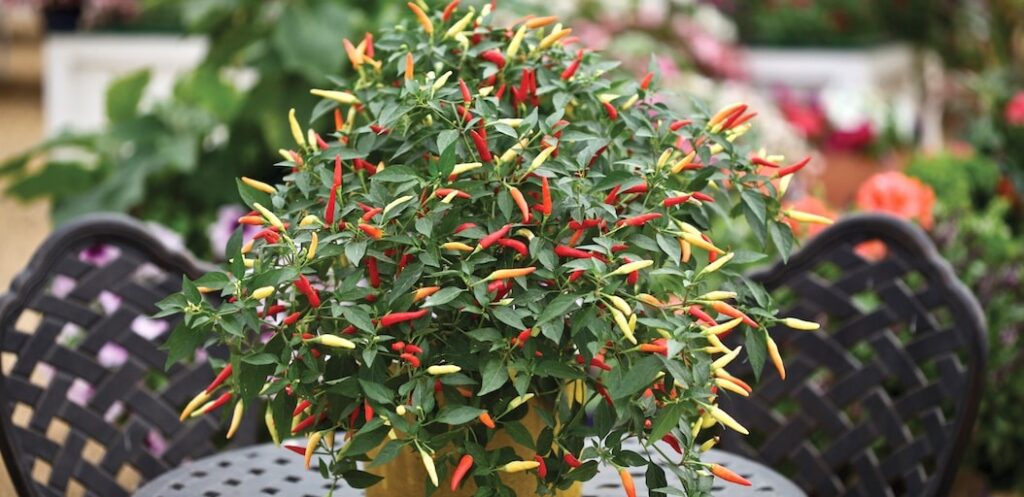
[366,403,581,497]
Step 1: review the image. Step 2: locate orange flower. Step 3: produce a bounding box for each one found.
[854,172,936,230]
[782,196,835,239]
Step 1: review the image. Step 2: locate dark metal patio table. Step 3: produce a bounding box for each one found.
[133,439,805,497]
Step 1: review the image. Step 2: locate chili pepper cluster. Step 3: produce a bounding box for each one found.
[162,2,827,496]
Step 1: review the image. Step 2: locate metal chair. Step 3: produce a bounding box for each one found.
[720,214,986,497]
[0,215,257,497]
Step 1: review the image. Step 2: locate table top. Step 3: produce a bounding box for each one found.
[135,439,805,497]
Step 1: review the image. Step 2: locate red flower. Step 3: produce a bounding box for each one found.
[855,172,936,230]
[1005,91,1024,126]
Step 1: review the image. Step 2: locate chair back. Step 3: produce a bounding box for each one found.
[720,214,986,497]
[0,215,255,497]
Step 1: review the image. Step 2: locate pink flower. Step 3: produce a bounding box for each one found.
[1005,91,1024,126]
[827,122,875,151]
[855,172,936,230]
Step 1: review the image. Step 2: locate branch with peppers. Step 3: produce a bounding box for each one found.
[158,3,827,496]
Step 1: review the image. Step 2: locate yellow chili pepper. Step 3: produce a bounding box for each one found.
[525,16,557,29]
[698,291,737,301]
[310,89,361,105]
[702,317,743,336]
[699,252,734,276]
[699,437,719,452]
[680,238,692,263]
[253,202,284,229]
[708,405,749,435]
[445,10,474,39]
[679,232,725,254]
[299,214,320,227]
[636,293,662,307]
[507,25,527,57]
[265,405,280,446]
[431,71,452,95]
[608,260,653,277]
[426,365,461,375]
[501,460,541,473]
[656,148,673,170]
[383,195,415,218]
[442,242,475,252]
[670,151,697,174]
[288,108,306,149]
[311,335,356,349]
[449,162,483,179]
[420,448,439,486]
[304,431,323,469]
[306,232,318,262]
[610,307,637,344]
[407,2,434,35]
[226,400,244,439]
[606,295,632,316]
[523,146,556,177]
[715,378,749,397]
[251,286,275,300]
[241,176,277,194]
[781,317,820,331]
[785,209,834,225]
[507,393,534,411]
[711,345,742,371]
[539,28,572,49]
[484,267,536,281]
[767,336,786,380]
[179,390,210,421]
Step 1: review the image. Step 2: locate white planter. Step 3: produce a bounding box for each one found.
[43,34,208,135]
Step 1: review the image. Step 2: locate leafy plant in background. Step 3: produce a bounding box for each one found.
[0,0,400,259]
[159,3,827,496]
[905,153,1024,491]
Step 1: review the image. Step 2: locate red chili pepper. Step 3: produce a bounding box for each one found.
[588,145,608,168]
[441,0,459,21]
[294,276,321,308]
[468,129,492,163]
[333,108,345,132]
[497,238,528,257]
[662,434,682,454]
[436,188,471,199]
[259,304,287,318]
[509,187,531,223]
[688,304,718,326]
[314,133,329,150]
[669,119,691,131]
[603,101,618,120]
[367,257,381,288]
[710,301,758,328]
[293,399,312,417]
[611,244,628,252]
[284,445,306,456]
[325,156,342,225]
[554,245,592,259]
[640,71,654,90]
[379,309,429,327]
[451,454,474,491]
[776,156,811,177]
[623,182,647,195]
[354,158,377,176]
[292,413,318,434]
[479,50,506,69]
[479,224,512,249]
[400,353,421,368]
[458,78,472,104]
[358,224,383,240]
[454,222,477,234]
[568,270,585,282]
[455,104,472,122]
[539,176,552,216]
[534,455,548,479]
[403,343,423,354]
[205,364,233,393]
[604,185,622,205]
[369,124,389,135]
[361,207,383,222]
[751,156,780,168]
[203,392,233,414]
[360,31,373,58]
[495,83,506,100]
[568,219,605,231]
[237,216,264,225]
[616,213,662,227]
[561,50,583,80]
[390,341,406,352]
[564,453,582,468]
[711,464,752,486]
[515,328,532,347]
[590,357,612,371]
[283,312,302,326]
[663,194,692,207]
[363,399,374,422]
[691,192,715,203]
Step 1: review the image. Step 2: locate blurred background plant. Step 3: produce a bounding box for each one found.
[0,0,398,258]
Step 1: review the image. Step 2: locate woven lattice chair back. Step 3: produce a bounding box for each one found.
[0,215,258,497]
[719,214,986,497]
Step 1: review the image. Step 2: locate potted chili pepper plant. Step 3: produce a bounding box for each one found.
[159,2,827,496]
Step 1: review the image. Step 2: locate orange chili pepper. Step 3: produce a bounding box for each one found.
[479,411,496,429]
[509,186,531,223]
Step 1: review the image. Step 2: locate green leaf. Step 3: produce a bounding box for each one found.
[242,353,277,365]
[646,463,669,497]
[491,306,526,330]
[437,129,459,154]
[535,294,577,326]
[359,379,394,404]
[745,328,769,383]
[342,470,384,489]
[648,402,686,442]
[106,70,151,121]
[422,287,463,307]
[6,162,97,199]
[435,405,485,425]
[478,357,509,396]
[768,221,795,263]
[345,241,368,266]
[162,322,207,369]
[609,356,662,400]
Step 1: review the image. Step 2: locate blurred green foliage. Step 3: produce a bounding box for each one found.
[906,153,1024,490]
[0,0,401,258]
